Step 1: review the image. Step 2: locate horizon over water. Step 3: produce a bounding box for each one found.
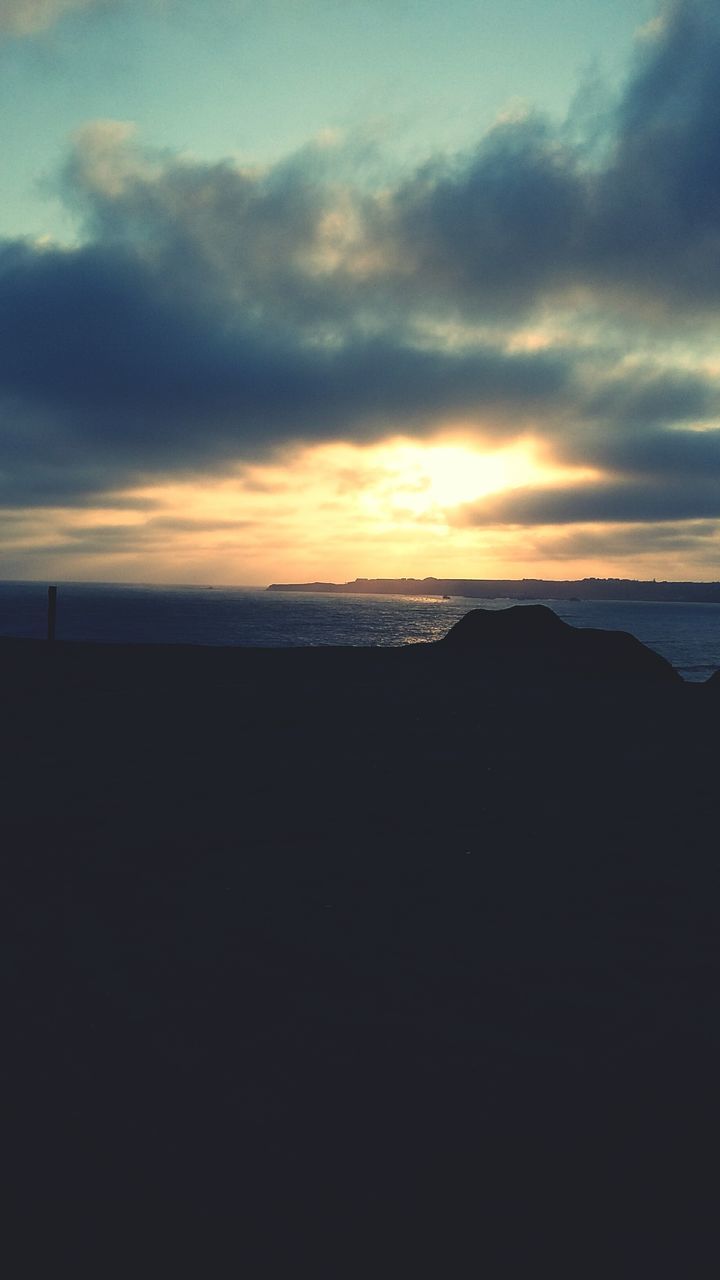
[0,579,718,682]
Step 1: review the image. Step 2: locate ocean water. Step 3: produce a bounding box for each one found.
[0,579,718,681]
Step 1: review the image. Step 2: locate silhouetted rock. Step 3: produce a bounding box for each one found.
[438,604,680,681]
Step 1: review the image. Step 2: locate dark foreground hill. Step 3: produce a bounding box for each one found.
[439,603,680,680]
[1,618,717,1268]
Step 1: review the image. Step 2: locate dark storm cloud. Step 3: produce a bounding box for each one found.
[388,114,585,314]
[538,520,719,560]
[586,422,720,479]
[586,1,720,306]
[551,371,720,479]
[3,1,720,525]
[0,236,571,505]
[454,470,720,526]
[0,238,565,422]
[387,1,720,314]
[582,369,713,429]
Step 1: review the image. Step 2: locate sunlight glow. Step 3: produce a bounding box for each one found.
[361,437,586,516]
[20,434,718,588]
[127,436,598,529]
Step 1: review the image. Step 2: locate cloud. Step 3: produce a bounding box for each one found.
[0,0,103,36]
[0,229,572,505]
[387,113,586,316]
[3,0,720,550]
[536,519,720,561]
[588,0,720,307]
[523,518,720,584]
[56,3,720,330]
[384,2,720,317]
[453,465,720,526]
[582,369,713,430]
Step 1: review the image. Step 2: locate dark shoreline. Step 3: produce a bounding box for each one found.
[268,574,720,604]
[3,630,718,1258]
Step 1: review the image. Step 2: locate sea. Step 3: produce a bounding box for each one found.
[0,579,718,682]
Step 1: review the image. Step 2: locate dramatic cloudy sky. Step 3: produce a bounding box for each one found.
[2,0,720,584]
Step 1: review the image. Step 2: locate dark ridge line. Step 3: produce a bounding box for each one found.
[267,576,720,604]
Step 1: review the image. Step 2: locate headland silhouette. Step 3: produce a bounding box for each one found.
[268,574,720,603]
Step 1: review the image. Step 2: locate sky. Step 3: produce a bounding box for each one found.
[2,0,720,585]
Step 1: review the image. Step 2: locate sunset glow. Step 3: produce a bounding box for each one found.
[6,432,716,586]
[2,1,720,586]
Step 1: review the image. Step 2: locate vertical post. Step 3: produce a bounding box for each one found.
[47,585,57,642]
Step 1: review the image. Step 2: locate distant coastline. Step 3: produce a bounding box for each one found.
[266,576,720,604]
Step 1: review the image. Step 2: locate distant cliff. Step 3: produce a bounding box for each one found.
[267,576,720,604]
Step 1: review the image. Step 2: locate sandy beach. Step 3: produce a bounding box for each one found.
[2,617,718,1265]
